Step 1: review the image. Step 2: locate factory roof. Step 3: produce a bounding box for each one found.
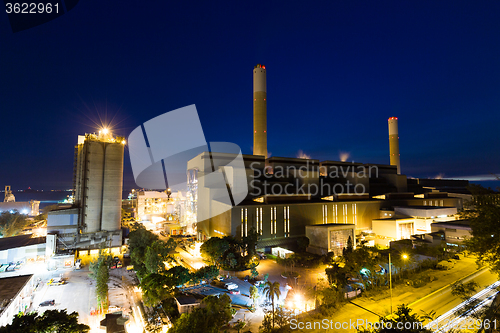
[47,207,79,215]
[431,219,471,230]
[0,234,46,252]
[306,223,355,228]
[0,275,33,316]
[175,295,198,306]
[100,313,128,333]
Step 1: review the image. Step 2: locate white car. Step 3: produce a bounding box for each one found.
[225,282,238,290]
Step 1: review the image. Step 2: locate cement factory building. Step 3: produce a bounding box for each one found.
[73,130,124,233]
[47,130,125,250]
[189,64,468,255]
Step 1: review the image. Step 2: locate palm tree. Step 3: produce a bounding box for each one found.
[263,281,281,328]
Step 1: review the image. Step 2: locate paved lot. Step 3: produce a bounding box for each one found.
[29,267,101,330]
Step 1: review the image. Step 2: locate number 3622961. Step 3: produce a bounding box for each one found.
[6,3,59,14]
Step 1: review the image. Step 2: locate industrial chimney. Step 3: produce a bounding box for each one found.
[388,117,401,174]
[253,64,267,157]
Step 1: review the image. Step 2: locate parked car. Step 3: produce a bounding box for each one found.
[229,289,240,295]
[224,282,238,290]
[107,305,121,313]
[243,275,249,282]
[257,252,267,260]
[254,280,265,287]
[6,263,16,272]
[110,261,122,269]
[48,277,65,286]
[39,300,55,307]
[0,264,7,272]
[216,276,225,281]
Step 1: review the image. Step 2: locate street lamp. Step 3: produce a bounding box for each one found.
[388,252,408,314]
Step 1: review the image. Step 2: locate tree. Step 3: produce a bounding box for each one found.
[250,267,259,279]
[451,281,480,317]
[226,252,238,269]
[0,310,89,333]
[250,285,259,305]
[144,239,177,274]
[200,236,231,267]
[89,245,112,309]
[259,307,293,333]
[0,211,30,237]
[242,228,259,257]
[325,263,347,290]
[168,294,233,333]
[357,304,431,332]
[263,281,281,328]
[192,265,219,283]
[234,320,246,333]
[129,223,159,278]
[297,236,310,253]
[166,265,191,287]
[462,187,500,276]
[203,294,233,327]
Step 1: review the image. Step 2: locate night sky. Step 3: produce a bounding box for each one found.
[1,1,500,190]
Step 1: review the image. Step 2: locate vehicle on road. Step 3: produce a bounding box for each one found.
[48,277,66,286]
[40,300,55,307]
[229,289,240,295]
[243,275,249,282]
[254,280,264,287]
[225,282,238,290]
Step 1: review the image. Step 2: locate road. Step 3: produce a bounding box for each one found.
[410,267,498,325]
[425,280,500,332]
[176,245,206,271]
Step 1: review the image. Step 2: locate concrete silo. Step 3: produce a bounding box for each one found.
[73,130,124,233]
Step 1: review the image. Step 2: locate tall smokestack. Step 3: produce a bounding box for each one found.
[388,117,401,174]
[253,64,267,157]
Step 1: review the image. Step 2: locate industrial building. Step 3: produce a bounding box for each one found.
[430,219,471,244]
[0,234,54,265]
[188,64,468,253]
[46,130,125,250]
[73,130,124,233]
[133,190,196,234]
[0,186,40,216]
[306,224,356,256]
[0,275,35,327]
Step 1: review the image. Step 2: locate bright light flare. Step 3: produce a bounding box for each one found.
[101,128,109,134]
[296,150,311,159]
[402,254,408,260]
[339,151,350,162]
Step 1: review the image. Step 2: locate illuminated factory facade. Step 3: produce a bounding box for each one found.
[189,64,468,253]
[73,130,125,233]
[46,129,125,250]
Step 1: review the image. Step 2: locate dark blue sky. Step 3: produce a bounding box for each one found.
[1,1,499,190]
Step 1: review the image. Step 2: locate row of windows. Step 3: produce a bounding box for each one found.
[424,200,445,206]
[241,206,289,237]
[322,204,358,225]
